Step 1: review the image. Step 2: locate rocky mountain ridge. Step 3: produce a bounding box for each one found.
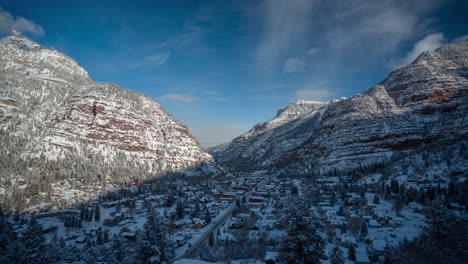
[0,32,219,212]
[216,40,468,179]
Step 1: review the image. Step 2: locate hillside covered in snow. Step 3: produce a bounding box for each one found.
[0,31,220,212]
[216,40,468,181]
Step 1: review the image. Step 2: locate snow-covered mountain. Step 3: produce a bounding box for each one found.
[205,142,230,159]
[0,32,219,212]
[217,40,468,178]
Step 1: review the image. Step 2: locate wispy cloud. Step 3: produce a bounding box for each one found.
[453,35,468,43]
[153,26,205,51]
[145,52,171,65]
[391,33,468,69]
[391,33,445,69]
[129,51,171,70]
[337,7,417,51]
[256,0,315,69]
[283,57,306,73]
[255,0,446,73]
[290,81,333,102]
[157,92,226,103]
[306,47,320,56]
[0,8,44,36]
[157,93,197,103]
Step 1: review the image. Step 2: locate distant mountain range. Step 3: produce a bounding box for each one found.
[0,31,219,212]
[214,40,468,180]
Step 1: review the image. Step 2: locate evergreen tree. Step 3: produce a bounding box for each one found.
[393,195,403,215]
[384,200,467,264]
[361,221,368,237]
[373,194,380,204]
[42,238,64,264]
[20,215,47,263]
[13,214,20,222]
[6,240,27,264]
[425,199,455,240]
[330,192,337,206]
[236,198,241,208]
[137,210,174,264]
[191,203,201,218]
[176,199,184,219]
[204,209,212,224]
[82,240,106,264]
[209,232,214,247]
[103,228,110,243]
[278,206,325,264]
[348,243,356,261]
[110,235,127,263]
[447,182,456,198]
[0,215,16,263]
[165,196,174,208]
[337,205,345,216]
[330,244,345,264]
[94,204,101,222]
[96,229,103,245]
[366,246,379,263]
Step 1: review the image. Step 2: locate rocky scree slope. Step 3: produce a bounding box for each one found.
[0,31,219,212]
[216,40,468,178]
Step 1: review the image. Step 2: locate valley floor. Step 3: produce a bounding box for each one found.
[1,170,466,264]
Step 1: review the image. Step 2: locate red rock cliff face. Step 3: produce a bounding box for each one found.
[0,32,219,178]
[44,84,216,172]
[217,40,468,174]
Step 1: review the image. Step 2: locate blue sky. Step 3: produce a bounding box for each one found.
[1,0,467,147]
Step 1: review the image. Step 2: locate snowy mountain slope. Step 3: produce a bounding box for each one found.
[205,142,230,159]
[218,100,331,169]
[217,40,468,176]
[0,32,219,212]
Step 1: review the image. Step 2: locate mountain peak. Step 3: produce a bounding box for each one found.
[294,99,323,105]
[1,31,91,81]
[276,99,326,117]
[11,30,23,37]
[4,30,41,49]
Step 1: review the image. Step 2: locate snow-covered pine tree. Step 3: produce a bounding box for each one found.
[20,215,47,263]
[330,244,345,264]
[137,209,174,264]
[348,243,356,261]
[94,204,101,222]
[373,194,380,204]
[278,200,325,264]
[176,199,184,219]
[205,209,212,224]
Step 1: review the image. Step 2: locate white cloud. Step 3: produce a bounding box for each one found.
[326,4,424,53]
[157,93,197,103]
[129,52,171,69]
[254,0,445,73]
[394,33,445,69]
[145,52,171,65]
[256,0,315,69]
[359,8,417,37]
[283,57,306,73]
[0,8,44,36]
[290,88,332,102]
[306,47,320,56]
[453,35,468,43]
